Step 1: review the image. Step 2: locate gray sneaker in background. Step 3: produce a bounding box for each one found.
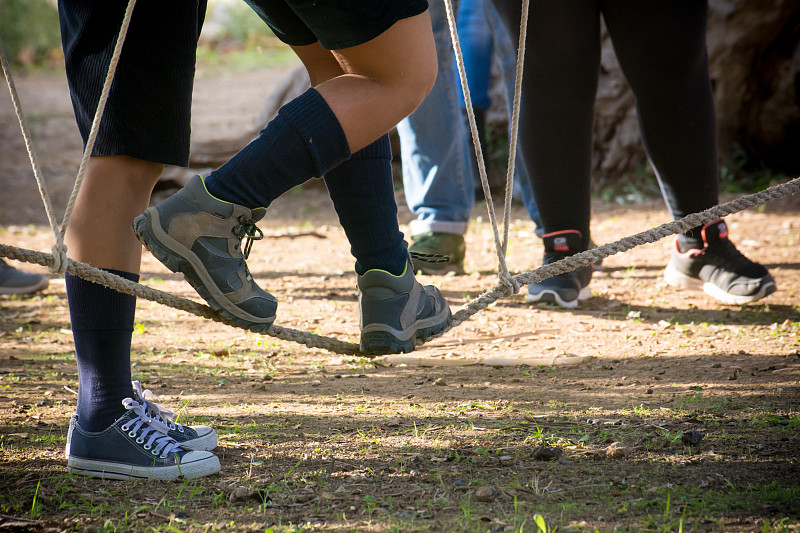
[132,175,277,331]
[0,259,49,295]
[358,261,451,354]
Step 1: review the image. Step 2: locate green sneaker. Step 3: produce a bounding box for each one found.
[132,175,277,332]
[358,261,451,354]
[408,232,466,275]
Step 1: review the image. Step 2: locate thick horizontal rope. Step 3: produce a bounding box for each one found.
[0,245,361,355]
[2,177,797,355]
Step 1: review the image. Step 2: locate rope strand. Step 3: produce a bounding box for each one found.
[443,0,520,296]
[0,34,68,274]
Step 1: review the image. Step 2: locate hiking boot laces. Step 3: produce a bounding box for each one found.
[233,216,264,260]
[231,215,264,282]
[119,397,183,458]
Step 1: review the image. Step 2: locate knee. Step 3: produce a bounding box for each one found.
[90,156,164,192]
[394,45,438,117]
[408,66,437,113]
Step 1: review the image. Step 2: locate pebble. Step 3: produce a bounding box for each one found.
[604,442,627,459]
[229,487,253,503]
[474,486,498,502]
[681,430,704,446]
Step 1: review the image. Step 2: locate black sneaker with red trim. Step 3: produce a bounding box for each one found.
[664,220,776,304]
[526,230,592,308]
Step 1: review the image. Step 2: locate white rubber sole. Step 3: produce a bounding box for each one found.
[180,426,217,451]
[525,285,592,309]
[67,451,220,481]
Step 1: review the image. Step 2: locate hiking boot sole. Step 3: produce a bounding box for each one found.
[663,263,777,305]
[132,209,276,332]
[68,453,220,481]
[361,306,452,355]
[525,285,592,309]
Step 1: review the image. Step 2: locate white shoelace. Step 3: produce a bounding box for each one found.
[120,396,182,458]
[131,380,185,433]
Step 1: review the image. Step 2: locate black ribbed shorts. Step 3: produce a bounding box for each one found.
[244,0,429,50]
[58,0,428,166]
[59,0,207,166]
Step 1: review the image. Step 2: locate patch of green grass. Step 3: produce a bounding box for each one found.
[636,482,800,529]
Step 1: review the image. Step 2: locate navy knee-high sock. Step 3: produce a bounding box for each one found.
[324,135,408,276]
[204,88,351,209]
[66,270,137,431]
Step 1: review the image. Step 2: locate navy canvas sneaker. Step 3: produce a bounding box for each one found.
[664,220,776,304]
[66,396,220,480]
[526,230,592,308]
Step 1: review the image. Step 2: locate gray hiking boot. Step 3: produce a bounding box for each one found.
[358,261,452,354]
[132,175,277,331]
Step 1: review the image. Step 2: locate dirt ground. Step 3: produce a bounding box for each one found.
[1,66,799,532]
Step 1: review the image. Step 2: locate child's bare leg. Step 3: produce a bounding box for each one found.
[310,12,437,151]
[65,155,162,273]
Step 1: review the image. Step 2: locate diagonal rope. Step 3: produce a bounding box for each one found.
[2,177,798,355]
[501,0,530,260]
[1,33,68,274]
[0,0,137,275]
[438,177,800,336]
[0,244,363,354]
[443,0,525,297]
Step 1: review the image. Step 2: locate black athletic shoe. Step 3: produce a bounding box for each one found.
[526,230,592,308]
[664,220,776,304]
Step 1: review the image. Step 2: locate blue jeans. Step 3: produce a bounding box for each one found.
[455,0,493,110]
[398,0,541,236]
